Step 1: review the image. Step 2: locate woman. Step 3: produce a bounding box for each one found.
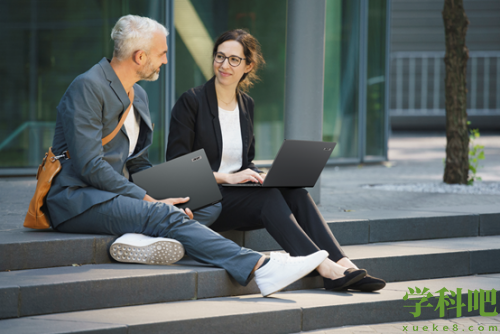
[167,29,384,292]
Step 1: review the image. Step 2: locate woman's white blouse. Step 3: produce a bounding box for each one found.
[218,105,243,174]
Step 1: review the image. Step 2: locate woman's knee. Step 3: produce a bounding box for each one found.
[261,187,283,200]
[281,187,309,201]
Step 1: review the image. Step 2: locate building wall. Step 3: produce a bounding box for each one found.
[390,0,500,130]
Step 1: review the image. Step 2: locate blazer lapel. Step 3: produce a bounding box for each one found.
[99,58,131,138]
[132,90,153,132]
[237,91,250,166]
[206,77,223,159]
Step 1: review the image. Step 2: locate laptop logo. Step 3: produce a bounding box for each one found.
[192,156,202,162]
[323,148,332,151]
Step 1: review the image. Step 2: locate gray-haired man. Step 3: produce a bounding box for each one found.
[46,15,328,297]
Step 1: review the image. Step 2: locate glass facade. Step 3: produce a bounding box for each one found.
[174,0,287,160]
[0,0,166,168]
[0,0,388,172]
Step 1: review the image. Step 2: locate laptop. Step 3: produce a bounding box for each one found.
[222,140,336,188]
[132,149,222,211]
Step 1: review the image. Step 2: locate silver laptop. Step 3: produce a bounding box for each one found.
[222,140,336,188]
[132,149,222,211]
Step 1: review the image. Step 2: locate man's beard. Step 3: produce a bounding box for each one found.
[138,58,160,81]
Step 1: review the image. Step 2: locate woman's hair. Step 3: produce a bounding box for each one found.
[111,15,168,61]
[212,29,265,92]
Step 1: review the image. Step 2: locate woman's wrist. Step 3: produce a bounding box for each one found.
[213,171,230,184]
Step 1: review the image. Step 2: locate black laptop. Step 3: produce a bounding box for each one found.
[132,149,222,211]
[222,140,336,188]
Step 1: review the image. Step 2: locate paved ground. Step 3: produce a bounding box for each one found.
[319,132,500,219]
[1,132,499,230]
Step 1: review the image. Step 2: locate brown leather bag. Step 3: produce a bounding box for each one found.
[24,88,135,229]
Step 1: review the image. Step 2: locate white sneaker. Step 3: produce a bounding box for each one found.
[254,250,329,297]
[110,233,185,265]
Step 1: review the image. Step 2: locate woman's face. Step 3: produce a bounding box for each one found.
[213,40,254,88]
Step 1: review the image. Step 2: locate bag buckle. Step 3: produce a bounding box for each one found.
[51,151,70,162]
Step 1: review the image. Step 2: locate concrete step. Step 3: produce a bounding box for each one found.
[1,274,499,334]
[2,204,499,271]
[299,314,500,333]
[0,229,115,271]
[248,204,500,250]
[2,235,500,320]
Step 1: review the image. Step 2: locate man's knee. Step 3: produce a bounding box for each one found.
[193,203,222,226]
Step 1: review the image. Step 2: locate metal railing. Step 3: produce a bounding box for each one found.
[390,51,500,116]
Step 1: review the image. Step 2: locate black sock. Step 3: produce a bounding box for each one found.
[261,257,270,267]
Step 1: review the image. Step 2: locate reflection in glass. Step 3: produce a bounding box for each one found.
[323,0,360,159]
[0,0,166,168]
[174,0,287,160]
[366,0,387,157]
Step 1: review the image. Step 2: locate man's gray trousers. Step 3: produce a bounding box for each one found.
[55,196,261,286]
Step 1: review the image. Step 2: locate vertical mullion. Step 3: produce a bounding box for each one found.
[384,0,391,160]
[359,0,368,162]
[164,0,176,153]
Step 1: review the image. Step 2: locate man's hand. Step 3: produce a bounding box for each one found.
[143,195,194,219]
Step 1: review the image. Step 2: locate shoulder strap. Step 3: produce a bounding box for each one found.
[102,87,135,146]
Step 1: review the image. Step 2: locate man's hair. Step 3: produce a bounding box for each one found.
[111,15,168,61]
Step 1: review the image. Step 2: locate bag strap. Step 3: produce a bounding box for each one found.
[102,87,135,146]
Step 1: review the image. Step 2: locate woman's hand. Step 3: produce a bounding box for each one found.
[214,169,264,184]
[143,194,194,219]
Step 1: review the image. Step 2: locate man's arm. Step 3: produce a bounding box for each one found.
[60,76,146,199]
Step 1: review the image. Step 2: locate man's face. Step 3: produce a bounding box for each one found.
[138,31,168,81]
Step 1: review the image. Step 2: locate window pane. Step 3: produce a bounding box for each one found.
[323,0,360,159]
[173,0,287,160]
[365,0,387,157]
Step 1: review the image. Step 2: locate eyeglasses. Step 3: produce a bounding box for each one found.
[214,52,246,67]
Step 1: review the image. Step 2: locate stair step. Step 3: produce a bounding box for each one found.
[0,230,115,271]
[2,235,500,320]
[2,204,499,271]
[1,274,499,334]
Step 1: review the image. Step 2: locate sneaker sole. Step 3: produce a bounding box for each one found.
[110,240,185,265]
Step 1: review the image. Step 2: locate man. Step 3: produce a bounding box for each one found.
[46,15,328,297]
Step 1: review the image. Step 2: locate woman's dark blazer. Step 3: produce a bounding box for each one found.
[167,77,261,174]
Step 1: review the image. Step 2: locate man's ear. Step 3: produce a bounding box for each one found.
[133,50,146,65]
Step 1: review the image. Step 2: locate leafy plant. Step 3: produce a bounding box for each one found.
[467,122,485,185]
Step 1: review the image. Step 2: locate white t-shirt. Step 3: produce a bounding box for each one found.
[218,105,243,174]
[123,104,140,157]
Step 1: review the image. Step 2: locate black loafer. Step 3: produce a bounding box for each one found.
[346,275,386,292]
[324,268,367,291]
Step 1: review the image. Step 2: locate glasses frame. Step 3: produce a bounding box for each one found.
[213,52,247,67]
